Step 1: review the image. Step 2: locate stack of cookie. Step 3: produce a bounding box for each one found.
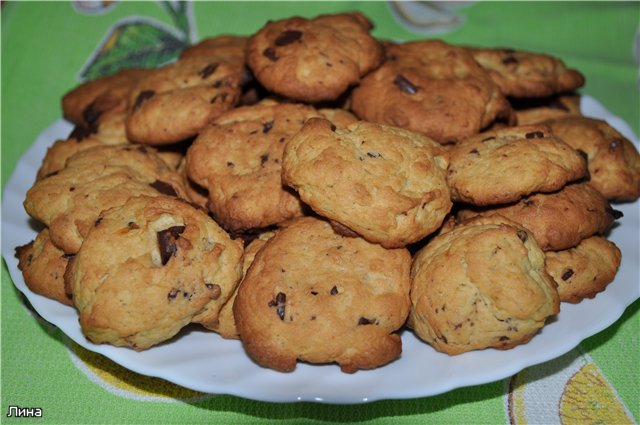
[17,12,639,373]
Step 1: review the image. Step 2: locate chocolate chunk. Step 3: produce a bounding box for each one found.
[469,148,480,156]
[358,317,374,325]
[198,63,219,79]
[133,90,155,110]
[275,30,302,46]
[481,136,496,142]
[330,286,338,295]
[366,152,381,158]
[525,131,545,139]
[127,221,139,230]
[157,226,186,265]
[262,120,274,134]
[167,288,179,301]
[260,154,269,166]
[263,47,278,61]
[150,180,178,197]
[516,229,528,242]
[94,217,103,226]
[393,74,418,94]
[499,336,510,341]
[561,268,574,281]
[268,292,287,320]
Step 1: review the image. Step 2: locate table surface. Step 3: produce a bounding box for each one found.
[2,2,639,424]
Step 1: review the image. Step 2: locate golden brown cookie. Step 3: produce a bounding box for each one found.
[234,216,411,373]
[15,228,73,306]
[185,102,321,232]
[24,145,190,254]
[351,40,513,144]
[409,215,559,355]
[457,182,622,251]
[125,58,242,145]
[545,116,640,202]
[468,47,584,98]
[282,118,452,248]
[545,236,621,303]
[66,195,244,350]
[246,12,383,102]
[446,124,587,206]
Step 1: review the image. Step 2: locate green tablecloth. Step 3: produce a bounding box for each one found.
[2,2,638,423]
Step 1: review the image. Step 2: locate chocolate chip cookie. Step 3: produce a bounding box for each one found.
[282,118,452,248]
[545,236,621,303]
[66,195,244,350]
[409,215,559,355]
[246,12,383,102]
[234,216,411,372]
[447,124,587,206]
[351,40,513,144]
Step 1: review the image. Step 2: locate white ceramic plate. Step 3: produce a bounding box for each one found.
[2,95,639,404]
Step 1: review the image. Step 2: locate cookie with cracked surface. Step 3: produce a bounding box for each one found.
[233,216,411,373]
[457,182,622,251]
[246,12,383,102]
[447,124,587,206]
[24,145,190,254]
[282,118,452,248]
[512,93,582,126]
[545,116,640,202]
[16,228,73,306]
[351,40,513,144]
[408,215,559,355]
[468,47,585,98]
[66,195,244,350]
[126,58,242,145]
[545,236,621,303]
[185,102,321,232]
[215,230,276,339]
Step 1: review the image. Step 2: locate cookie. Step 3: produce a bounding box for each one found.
[185,102,321,232]
[215,230,276,339]
[125,57,242,145]
[246,12,383,102]
[446,124,587,206]
[545,116,640,202]
[15,228,73,306]
[66,195,244,350]
[408,215,559,355]
[512,93,582,125]
[457,182,622,251]
[36,137,113,181]
[282,118,452,248]
[233,216,411,373]
[62,67,151,125]
[351,40,513,144]
[24,145,190,254]
[468,47,585,98]
[545,236,621,303]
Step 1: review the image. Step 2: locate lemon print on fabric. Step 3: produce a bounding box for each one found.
[65,338,213,402]
[504,348,634,424]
